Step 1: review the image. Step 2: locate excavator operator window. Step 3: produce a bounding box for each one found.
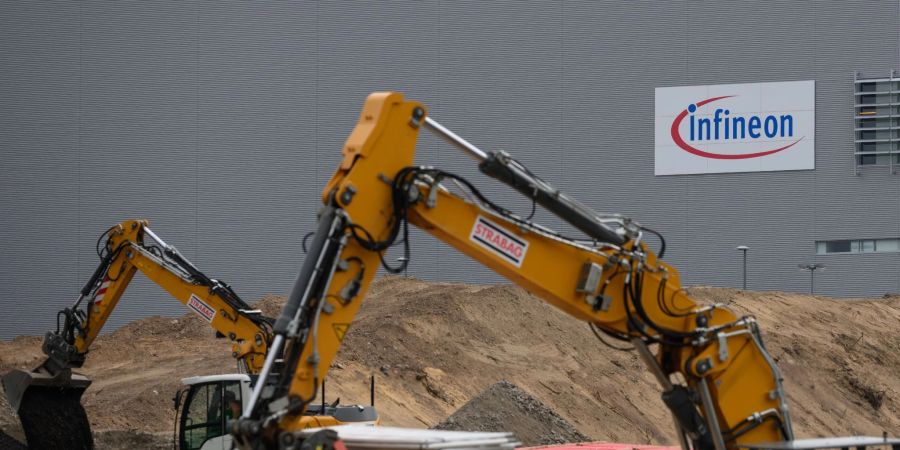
[178,380,242,450]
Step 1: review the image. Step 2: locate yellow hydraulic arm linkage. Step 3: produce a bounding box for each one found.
[229,92,860,450]
[2,219,272,449]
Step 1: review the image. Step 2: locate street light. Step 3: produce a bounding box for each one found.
[735,245,749,290]
[798,263,825,295]
[397,257,409,278]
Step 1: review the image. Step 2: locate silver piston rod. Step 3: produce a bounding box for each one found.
[423,116,488,162]
[422,115,626,246]
[242,207,344,419]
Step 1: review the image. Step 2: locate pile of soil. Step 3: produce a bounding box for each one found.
[93,430,169,450]
[1,276,899,449]
[433,381,591,446]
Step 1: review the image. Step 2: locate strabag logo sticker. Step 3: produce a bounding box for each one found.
[470,215,529,268]
[655,80,814,175]
[188,294,215,323]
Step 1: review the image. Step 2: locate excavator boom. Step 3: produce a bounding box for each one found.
[2,219,272,449]
[232,92,817,450]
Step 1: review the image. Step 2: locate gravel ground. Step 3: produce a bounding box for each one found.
[434,380,591,446]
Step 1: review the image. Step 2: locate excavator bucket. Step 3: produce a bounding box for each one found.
[2,368,94,449]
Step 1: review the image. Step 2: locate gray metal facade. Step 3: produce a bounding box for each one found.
[1,1,899,340]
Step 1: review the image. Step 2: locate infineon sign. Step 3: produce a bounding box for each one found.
[655,80,814,175]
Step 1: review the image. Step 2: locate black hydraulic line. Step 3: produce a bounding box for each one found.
[163,247,213,286]
[725,413,788,443]
[156,241,258,314]
[641,226,666,259]
[478,151,625,246]
[80,250,116,297]
[274,206,341,335]
[589,323,634,351]
[662,385,715,450]
[134,228,264,323]
[623,274,689,347]
[269,204,345,403]
[628,267,696,341]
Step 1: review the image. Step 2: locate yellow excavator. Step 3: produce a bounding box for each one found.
[225,92,898,450]
[2,220,375,449]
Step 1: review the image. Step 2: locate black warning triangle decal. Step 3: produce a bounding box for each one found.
[333,323,350,342]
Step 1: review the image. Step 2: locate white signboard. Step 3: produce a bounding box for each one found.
[655,80,814,175]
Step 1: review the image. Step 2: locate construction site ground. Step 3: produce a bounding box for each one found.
[1,276,899,449]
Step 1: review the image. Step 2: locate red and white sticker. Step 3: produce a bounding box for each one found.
[93,277,111,306]
[469,215,529,268]
[187,294,216,323]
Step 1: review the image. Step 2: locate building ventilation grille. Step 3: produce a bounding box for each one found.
[854,71,900,174]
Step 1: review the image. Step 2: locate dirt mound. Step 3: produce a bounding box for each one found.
[94,430,170,450]
[253,294,289,318]
[433,381,590,446]
[1,276,899,447]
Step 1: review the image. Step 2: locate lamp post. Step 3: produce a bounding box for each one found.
[397,257,409,278]
[798,263,825,295]
[735,245,749,290]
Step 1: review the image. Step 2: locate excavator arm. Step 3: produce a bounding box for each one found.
[2,219,272,449]
[234,92,793,450]
[64,219,272,373]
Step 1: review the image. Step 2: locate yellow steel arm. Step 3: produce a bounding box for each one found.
[406,187,787,448]
[56,219,271,374]
[237,92,792,450]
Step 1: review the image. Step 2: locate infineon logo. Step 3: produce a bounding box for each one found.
[469,215,529,268]
[655,80,814,175]
[187,294,215,323]
[673,96,803,159]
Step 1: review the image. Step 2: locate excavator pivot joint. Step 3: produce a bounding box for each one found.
[409,107,425,128]
[339,184,357,206]
[696,314,709,328]
[42,330,85,370]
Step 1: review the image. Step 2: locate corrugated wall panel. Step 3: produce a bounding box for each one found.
[0,0,82,335]
[1,1,899,339]
[193,3,319,301]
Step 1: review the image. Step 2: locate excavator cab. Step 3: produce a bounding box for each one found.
[174,373,379,450]
[176,375,250,450]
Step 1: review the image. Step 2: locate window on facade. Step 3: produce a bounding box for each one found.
[858,82,877,93]
[816,238,900,254]
[815,242,825,254]
[825,240,852,253]
[854,74,900,168]
[876,239,900,252]
[860,240,875,252]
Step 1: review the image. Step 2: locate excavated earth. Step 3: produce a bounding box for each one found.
[433,380,591,446]
[1,276,899,449]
